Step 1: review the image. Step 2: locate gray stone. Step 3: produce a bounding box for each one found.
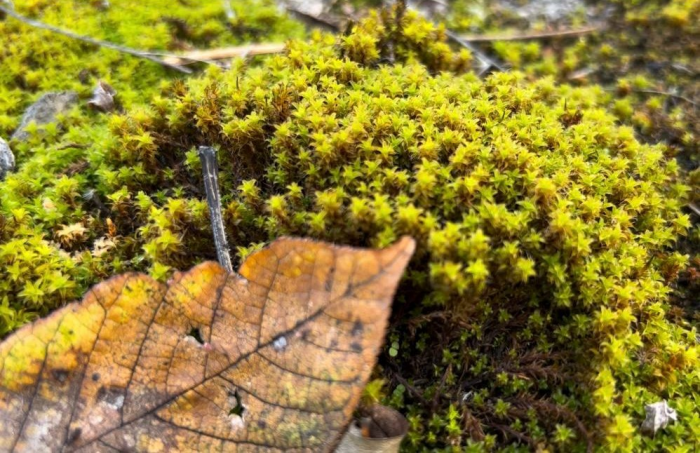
[0,137,15,181]
[11,91,79,142]
[500,0,587,23]
[641,401,677,436]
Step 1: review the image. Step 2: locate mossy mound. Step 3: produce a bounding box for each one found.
[447,0,700,353]
[0,0,303,330]
[445,0,699,197]
[1,4,698,451]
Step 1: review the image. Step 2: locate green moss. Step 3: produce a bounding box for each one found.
[0,0,304,334]
[16,10,687,450]
[444,0,699,169]
[443,0,700,390]
[0,0,305,136]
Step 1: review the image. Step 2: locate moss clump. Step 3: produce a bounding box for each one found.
[22,9,689,450]
[1,4,698,451]
[0,0,304,333]
[445,0,700,345]
[445,0,699,173]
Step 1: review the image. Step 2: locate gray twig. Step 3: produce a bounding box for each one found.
[0,5,191,74]
[401,2,505,74]
[198,146,233,273]
[444,29,505,74]
[632,89,698,107]
[603,87,698,107]
[688,202,700,217]
[460,25,601,42]
[284,3,341,32]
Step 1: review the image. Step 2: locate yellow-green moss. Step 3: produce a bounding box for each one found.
[0,0,305,136]
[52,11,695,450]
[0,0,304,332]
[445,0,699,170]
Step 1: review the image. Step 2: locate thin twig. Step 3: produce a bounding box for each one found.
[444,29,505,74]
[430,363,451,411]
[285,4,340,33]
[604,87,698,107]
[460,25,601,42]
[0,5,191,74]
[387,367,429,406]
[632,89,698,107]
[54,142,89,151]
[669,63,697,76]
[198,146,233,273]
[489,423,536,448]
[162,43,286,66]
[145,51,225,68]
[384,0,408,64]
[688,202,700,217]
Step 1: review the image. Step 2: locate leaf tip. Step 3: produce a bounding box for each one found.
[381,235,416,272]
[395,235,417,256]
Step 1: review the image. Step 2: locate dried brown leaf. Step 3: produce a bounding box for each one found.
[0,236,415,452]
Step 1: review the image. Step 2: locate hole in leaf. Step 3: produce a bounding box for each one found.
[273,335,287,351]
[187,327,204,344]
[228,389,245,417]
[67,428,82,445]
